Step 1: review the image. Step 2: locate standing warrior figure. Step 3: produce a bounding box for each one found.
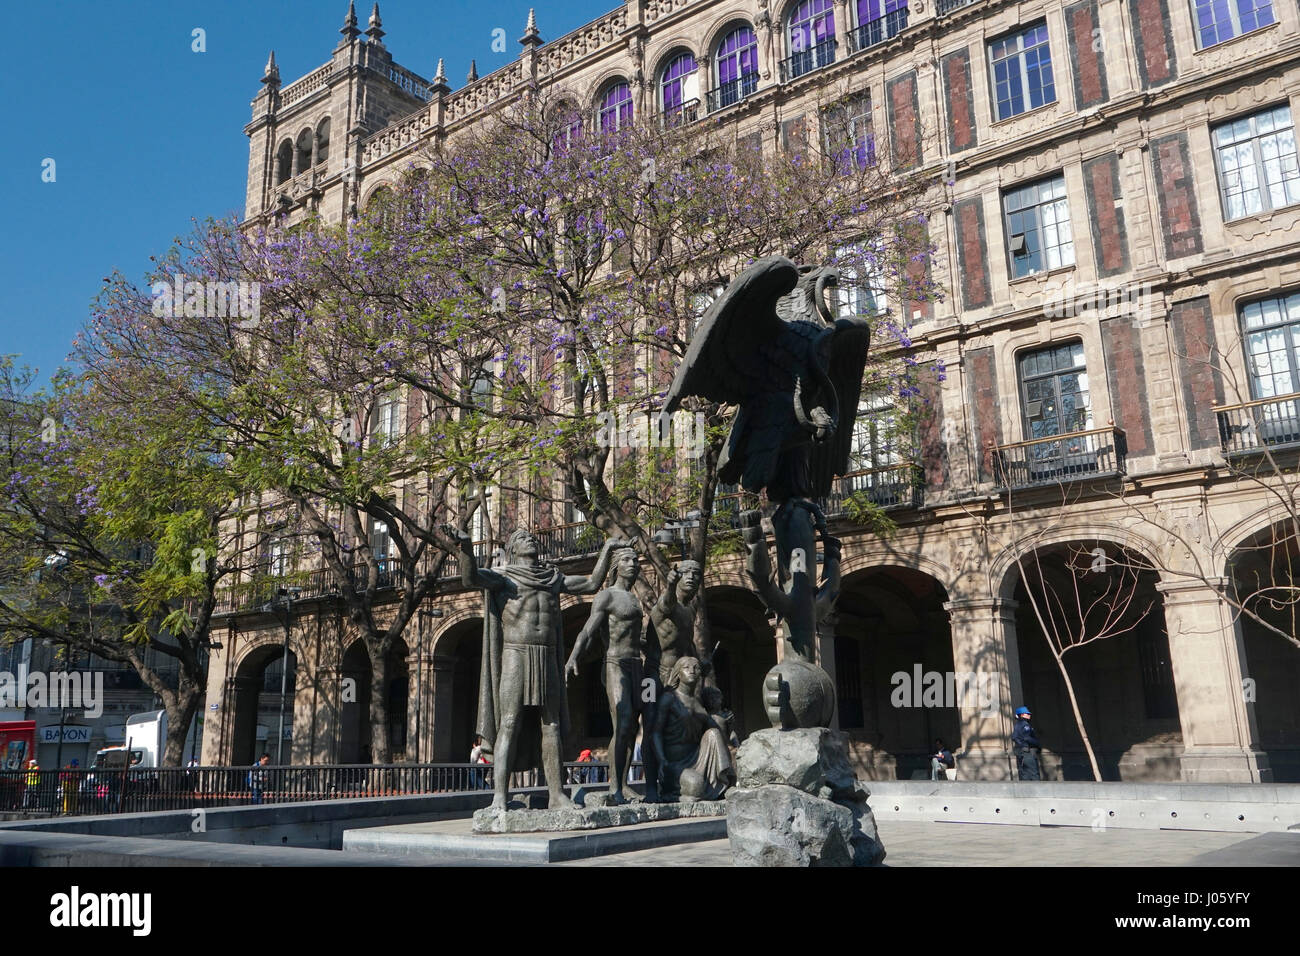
[453,526,625,811]
[565,546,645,805]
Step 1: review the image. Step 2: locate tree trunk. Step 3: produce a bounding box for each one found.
[161,685,203,768]
[368,644,391,764]
[1053,651,1102,781]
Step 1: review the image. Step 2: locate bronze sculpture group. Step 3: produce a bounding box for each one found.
[456,253,871,811]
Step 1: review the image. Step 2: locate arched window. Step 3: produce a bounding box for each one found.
[785,0,837,80]
[660,51,698,120]
[852,0,909,51]
[712,26,759,111]
[275,140,293,185]
[553,101,583,152]
[294,129,313,176]
[315,118,331,165]
[598,81,634,134]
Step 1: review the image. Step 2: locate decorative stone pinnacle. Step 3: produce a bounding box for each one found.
[467,59,479,83]
[431,57,449,92]
[366,3,385,41]
[341,0,360,39]
[262,50,280,86]
[520,7,541,48]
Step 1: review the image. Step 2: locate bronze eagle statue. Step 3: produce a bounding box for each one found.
[663,255,873,503]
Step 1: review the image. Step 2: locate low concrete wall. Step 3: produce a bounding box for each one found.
[0,790,509,852]
[866,781,1300,832]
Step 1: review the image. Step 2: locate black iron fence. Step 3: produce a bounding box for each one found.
[780,39,837,82]
[1215,393,1300,455]
[936,0,979,13]
[993,425,1128,491]
[706,73,760,113]
[0,762,624,818]
[823,463,924,513]
[847,6,910,53]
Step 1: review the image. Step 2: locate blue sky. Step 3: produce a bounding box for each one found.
[0,0,612,384]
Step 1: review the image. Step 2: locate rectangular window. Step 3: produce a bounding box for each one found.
[267,537,291,577]
[373,390,401,445]
[1241,292,1300,398]
[988,22,1056,121]
[1213,104,1300,221]
[1192,0,1274,48]
[824,95,876,171]
[835,241,888,318]
[1019,342,1092,440]
[1003,174,1075,278]
[370,520,391,563]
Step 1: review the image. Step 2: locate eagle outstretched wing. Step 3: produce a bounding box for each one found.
[663,256,800,412]
[808,317,872,497]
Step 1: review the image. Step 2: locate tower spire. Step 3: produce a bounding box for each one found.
[365,3,384,42]
[340,0,360,40]
[519,8,542,50]
[262,50,280,87]
[431,57,449,93]
[467,59,478,83]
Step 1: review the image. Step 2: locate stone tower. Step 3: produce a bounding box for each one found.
[243,2,434,224]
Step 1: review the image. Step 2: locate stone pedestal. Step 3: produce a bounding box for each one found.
[726,727,885,867]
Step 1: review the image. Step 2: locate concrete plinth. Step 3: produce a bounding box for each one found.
[472,799,724,833]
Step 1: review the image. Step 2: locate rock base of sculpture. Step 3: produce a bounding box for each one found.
[472,799,726,834]
[727,727,885,867]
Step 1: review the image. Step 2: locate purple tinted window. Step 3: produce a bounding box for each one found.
[553,105,583,151]
[661,52,697,113]
[857,0,907,23]
[717,26,759,86]
[789,0,836,54]
[599,81,634,133]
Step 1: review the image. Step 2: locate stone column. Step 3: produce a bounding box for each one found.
[407,646,437,763]
[428,655,460,762]
[944,598,1024,780]
[1157,579,1272,782]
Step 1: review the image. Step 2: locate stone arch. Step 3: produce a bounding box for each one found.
[1222,515,1300,780]
[275,138,293,185]
[1215,506,1297,578]
[426,615,484,762]
[294,127,314,175]
[590,73,632,112]
[361,182,396,210]
[338,638,372,763]
[838,548,957,597]
[1000,535,1183,780]
[702,584,776,741]
[701,13,760,67]
[778,0,840,56]
[229,638,299,767]
[991,524,1164,601]
[836,564,956,778]
[314,116,331,165]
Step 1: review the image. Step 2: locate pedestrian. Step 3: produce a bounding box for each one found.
[577,748,595,785]
[248,753,271,804]
[930,738,956,781]
[23,758,40,810]
[1012,706,1041,781]
[59,760,80,815]
[469,734,491,790]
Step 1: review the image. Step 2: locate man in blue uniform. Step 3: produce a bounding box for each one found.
[1012,706,1041,781]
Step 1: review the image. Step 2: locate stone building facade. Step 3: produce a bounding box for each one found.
[204,0,1300,782]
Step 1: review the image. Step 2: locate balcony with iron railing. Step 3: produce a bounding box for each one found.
[659,100,701,128]
[705,73,760,113]
[779,39,837,82]
[846,6,910,54]
[936,0,980,14]
[992,425,1128,491]
[1215,392,1300,456]
[823,463,924,514]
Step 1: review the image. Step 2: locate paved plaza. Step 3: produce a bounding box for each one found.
[559,819,1294,867]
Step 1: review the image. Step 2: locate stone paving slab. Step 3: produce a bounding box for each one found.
[1187,831,1300,867]
[560,818,1256,867]
[472,799,725,833]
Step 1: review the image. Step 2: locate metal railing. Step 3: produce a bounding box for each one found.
[0,762,623,817]
[823,463,924,513]
[779,39,837,82]
[992,425,1128,491]
[847,6,910,53]
[705,73,760,113]
[659,101,700,127]
[1215,392,1300,455]
[936,0,979,13]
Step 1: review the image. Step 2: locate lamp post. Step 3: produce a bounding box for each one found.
[273,587,301,765]
[652,509,703,561]
[414,606,444,763]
